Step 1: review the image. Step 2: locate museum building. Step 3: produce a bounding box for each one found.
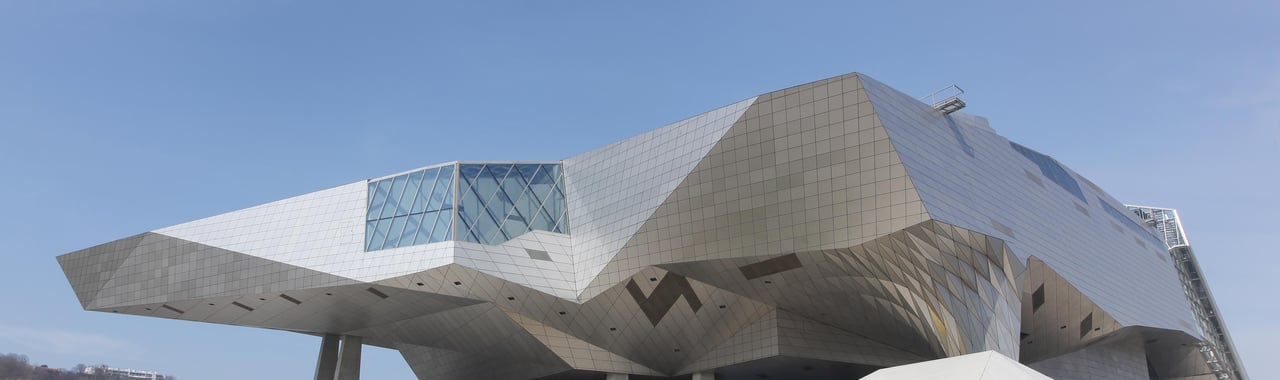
[57,72,1245,380]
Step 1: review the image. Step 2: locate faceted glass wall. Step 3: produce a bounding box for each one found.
[364,162,568,251]
[457,163,568,245]
[365,165,455,251]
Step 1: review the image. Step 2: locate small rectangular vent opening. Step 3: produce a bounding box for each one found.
[279,294,302,305]
[739,253,804,280]
[161,304,185,314]
[525,249,552,262]
[231,301,254,311]
[367,287,390,299]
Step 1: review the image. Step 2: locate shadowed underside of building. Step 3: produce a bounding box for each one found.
[57,72,1241,380]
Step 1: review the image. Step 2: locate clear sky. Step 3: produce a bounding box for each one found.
[1,1,1276,379]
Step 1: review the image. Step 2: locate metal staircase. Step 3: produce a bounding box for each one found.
[1130,205,1248,380]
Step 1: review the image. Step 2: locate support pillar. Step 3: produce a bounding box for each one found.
[605,373,629,380]
[335,335,363,380]
[313,334,339,380]
[691,371,715,380]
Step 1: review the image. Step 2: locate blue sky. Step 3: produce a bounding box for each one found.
[1,1,1276,379]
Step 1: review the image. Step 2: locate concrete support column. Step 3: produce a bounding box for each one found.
[691,371,715,380]
[604,373,629,380]
[313,334,340,380]
[334,335,363,380]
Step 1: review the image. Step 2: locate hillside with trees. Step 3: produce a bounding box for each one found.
[0,353,174,380]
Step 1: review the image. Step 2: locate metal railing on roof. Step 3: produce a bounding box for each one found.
[921,84,966,114]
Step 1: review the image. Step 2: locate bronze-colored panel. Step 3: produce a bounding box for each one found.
[625,273,703,326]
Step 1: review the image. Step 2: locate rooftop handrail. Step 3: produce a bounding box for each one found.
[921,84,965,107]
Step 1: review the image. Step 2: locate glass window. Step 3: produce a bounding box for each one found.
[364,164,458,251]
[456,163,569,245]
[367,180,391,220]
[427,169,452,211]
[399,171,424,216]
[399,213,422,247]
[379,175,408,220]
[416,210,439,244]
[410,168,439,214]
[382,215,408,250]
[366,162,566,250]
[370,218,392,251]
[432,210,453,242]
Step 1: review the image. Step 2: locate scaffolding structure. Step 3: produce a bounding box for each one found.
[1129,205,1247,380]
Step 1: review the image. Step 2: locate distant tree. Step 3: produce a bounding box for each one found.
[0,354,170,380]
[30,365,80,380]
[85,364,111,380]
[0,353,32,379]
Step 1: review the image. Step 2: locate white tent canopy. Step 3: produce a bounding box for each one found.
[862,351,1053,380]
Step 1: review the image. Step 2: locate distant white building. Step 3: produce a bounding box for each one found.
[84,366,171,380]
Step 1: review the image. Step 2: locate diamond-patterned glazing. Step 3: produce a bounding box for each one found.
[457,163,568,245]
[365,163,568,250]
[366,165,455,251]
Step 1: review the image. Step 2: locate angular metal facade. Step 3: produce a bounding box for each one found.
[57,72,1239,379]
